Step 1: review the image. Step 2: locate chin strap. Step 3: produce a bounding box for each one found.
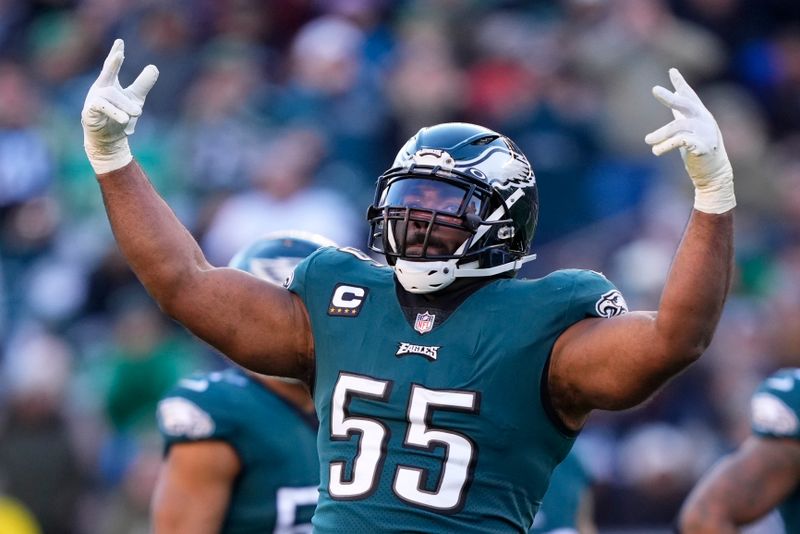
[454,253,537,278]
[394,253,537,294]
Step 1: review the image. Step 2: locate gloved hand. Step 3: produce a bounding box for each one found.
[645,68,735,214]
[81,39,159,174]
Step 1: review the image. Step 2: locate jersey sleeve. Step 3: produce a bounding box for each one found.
[751,369,800,440]
[156,377,239,450]
[286,247,330,305]
[560,269,628,323]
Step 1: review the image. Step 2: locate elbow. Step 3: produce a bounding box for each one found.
[666,317,720,363]
[648,343,704,381]
[152,280,190,320]
[678,504,731,534]
[131,248,211,317]
[691,328,716,358]
[680,342,707,366]
[656,330,713,370]
[144,265,199,319]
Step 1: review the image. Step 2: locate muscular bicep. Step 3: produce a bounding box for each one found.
[164,266,313,380]
[151,441,241,534]
[550,310,686,426]
[679,437,800,532]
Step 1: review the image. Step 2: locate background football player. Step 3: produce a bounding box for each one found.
[530,447,597,534]
[679,367,800,533]
[82,39,734,532]
[151,232,332,533]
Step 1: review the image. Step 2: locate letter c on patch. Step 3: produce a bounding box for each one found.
[328,284,368,316]
[332,285,365,308]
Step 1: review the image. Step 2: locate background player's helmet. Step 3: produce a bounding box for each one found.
[367,122,538,293]
[228,230,337,286]
[228,231,336,384]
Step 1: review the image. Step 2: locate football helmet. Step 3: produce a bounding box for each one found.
[367,122,538,293]
[228,230,337,286]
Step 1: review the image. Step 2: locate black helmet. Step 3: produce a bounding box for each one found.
[367,122,538,293]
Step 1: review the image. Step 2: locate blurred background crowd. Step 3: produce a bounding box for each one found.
[1,0,800,532]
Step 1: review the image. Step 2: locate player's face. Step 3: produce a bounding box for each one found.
[380,179,481,258]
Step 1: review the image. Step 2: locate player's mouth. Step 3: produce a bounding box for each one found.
[405,238,453,257]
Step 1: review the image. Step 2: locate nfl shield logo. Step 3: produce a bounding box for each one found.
[414,312,436,334]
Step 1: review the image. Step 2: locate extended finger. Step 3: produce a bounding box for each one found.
[650,135,686,156]
[90,97,130,125]
[99,87,142,117]
[652,86,696,117]
[644,118,693,146]
[97,39,125,87]
[669,67,701,102]
[126,65,159,102]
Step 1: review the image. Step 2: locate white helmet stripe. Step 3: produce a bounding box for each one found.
[386,216,398,253]
[454,188,525,256]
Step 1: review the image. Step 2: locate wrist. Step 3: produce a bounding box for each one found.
[84,137,132,175]
[693,175,736,214]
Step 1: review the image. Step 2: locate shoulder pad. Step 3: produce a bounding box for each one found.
[751,393,800,437]
[752,369,800,438]
[545,269,628,319]
[157,397,216,439]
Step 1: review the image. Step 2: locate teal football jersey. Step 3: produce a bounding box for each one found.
[529,448,590,534]
[751,368,800,534]
[156,367,319,534]
[288,247,626,533]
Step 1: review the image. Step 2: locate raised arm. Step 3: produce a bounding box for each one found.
[82,40,313,380]
[678,437,800,533]
[549,68,734,429]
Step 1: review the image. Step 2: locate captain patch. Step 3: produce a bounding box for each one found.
[157,397,216,439]
[328,284,368,317]
[595,289,628,318]
[751,392,800,436]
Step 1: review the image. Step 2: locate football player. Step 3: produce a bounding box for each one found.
[151,232,332,533]
[529,448,596,534]
[82,39,734,532]
[679,368,800,533]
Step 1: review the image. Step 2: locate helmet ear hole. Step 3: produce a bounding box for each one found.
[496,225,515,241]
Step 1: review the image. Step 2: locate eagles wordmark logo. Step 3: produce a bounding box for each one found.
[328,284,368,317]
[396,342,440,361]
[595,289,628,318]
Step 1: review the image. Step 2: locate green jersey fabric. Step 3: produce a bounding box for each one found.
[751,368,800,533]
[288,247,626,533]
[529,448,590,534]
[156,367,319,534]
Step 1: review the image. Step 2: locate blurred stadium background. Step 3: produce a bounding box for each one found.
[1,0,800,532]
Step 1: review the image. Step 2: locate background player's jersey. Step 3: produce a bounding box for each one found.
[289,248,626,533]
[156,367,319,534]
[529,448,591,534]
[751,368,800,534]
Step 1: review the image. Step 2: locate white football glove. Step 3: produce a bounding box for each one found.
[81,39,159,174]
[645,68,735,214]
